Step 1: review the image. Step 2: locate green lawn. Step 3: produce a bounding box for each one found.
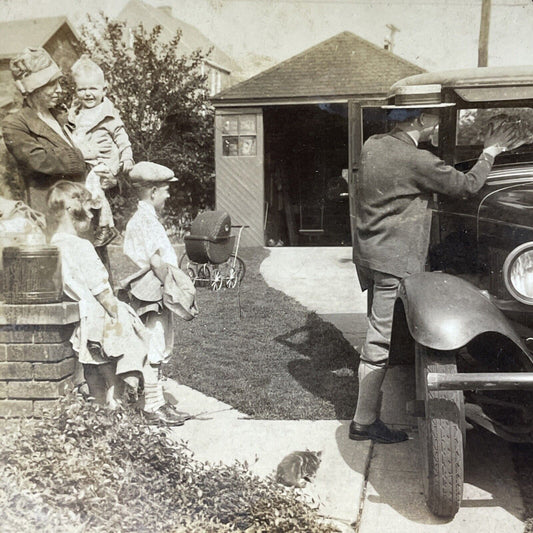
[109,246,359,420]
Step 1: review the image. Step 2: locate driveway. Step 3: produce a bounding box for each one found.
[260,246,525,533]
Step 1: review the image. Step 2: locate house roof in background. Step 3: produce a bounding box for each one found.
[0,16,80,60]
[213,31,424,104]
[118,0,238,73]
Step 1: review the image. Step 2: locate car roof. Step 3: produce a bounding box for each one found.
[392,66,533,89]
[390,66,533,103]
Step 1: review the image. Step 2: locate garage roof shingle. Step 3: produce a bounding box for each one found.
[213,31,424,103]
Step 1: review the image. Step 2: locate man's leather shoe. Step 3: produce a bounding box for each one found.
[349,419,408,444]
[143,404,187,426]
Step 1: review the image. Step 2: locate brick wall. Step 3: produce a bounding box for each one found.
[0,302,79,417]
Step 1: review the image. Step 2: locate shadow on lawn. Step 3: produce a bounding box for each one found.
[276,312,361,420]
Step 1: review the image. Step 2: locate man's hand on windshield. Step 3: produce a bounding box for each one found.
[483,120,522,157]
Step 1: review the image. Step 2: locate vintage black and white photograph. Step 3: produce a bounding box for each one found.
[0,0,533,531]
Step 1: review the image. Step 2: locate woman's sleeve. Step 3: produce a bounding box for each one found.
[2,114,86,176]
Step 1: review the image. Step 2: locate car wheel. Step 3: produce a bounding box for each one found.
[415,342,464,518]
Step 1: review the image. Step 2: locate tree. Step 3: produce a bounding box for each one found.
[70,14,215,230]
[457,107,533,152]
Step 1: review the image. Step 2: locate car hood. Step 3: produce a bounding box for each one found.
[440,162,533,227]
[479,183,533,226]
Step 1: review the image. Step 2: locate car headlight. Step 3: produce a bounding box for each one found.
[503,242,533,305]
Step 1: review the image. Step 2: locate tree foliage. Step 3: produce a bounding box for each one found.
[70,14,215,230]
[458,107,533,146]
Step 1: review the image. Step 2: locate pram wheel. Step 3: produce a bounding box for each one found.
[179,252,198,282]
[186,266,196,281]
[224,254,246,288]
[197,264,211,287]
[210,268,223,291]
[179,251,192,270]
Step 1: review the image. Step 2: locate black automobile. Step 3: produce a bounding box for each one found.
[349,66,533,518]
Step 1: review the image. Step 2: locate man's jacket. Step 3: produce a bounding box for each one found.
[353,128,494,286]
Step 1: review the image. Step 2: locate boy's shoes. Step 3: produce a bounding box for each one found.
[143,404,187,426]
[167,404,192,421]
[349,419,408,444]
[93,225,120,247]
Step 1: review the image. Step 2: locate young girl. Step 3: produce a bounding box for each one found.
[47,181,187,426]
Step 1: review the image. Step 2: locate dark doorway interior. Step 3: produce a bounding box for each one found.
[264,104,350,246]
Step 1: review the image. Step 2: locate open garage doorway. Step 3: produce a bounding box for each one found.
[263,104,350,246]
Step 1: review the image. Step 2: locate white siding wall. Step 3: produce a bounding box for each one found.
[215,108,264,247]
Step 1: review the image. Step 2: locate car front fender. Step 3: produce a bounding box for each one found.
[396,272,526,352]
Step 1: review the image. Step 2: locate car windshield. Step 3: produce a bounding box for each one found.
[456,107,533,163]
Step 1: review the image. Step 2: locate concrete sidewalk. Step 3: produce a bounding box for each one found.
[165,246,525,532]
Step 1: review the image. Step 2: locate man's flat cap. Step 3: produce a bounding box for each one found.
[129,161,177,184]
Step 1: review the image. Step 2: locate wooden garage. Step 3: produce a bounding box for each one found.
[212,31,423,247]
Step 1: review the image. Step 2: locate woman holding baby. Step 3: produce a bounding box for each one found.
[1,47,115,216]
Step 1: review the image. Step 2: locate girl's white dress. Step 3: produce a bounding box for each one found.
[51,231,148,374]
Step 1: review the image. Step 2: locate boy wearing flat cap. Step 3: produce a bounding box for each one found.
[123,162,196,383]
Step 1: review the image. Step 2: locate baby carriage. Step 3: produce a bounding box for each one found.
[179,211,247,291]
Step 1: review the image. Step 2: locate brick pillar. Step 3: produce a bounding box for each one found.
[0,301,80,417]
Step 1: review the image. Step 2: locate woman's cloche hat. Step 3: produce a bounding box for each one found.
[9,47,62,95]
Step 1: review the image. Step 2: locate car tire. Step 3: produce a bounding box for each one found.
[415,342,464,518]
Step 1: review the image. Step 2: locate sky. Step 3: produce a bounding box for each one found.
[0,0,532,75]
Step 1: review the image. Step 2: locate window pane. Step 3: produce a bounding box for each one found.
[239,115,256,134]
[223,136,239,156]
[222,117,238,135]
[457,108,533,161]
[239,136,256,156]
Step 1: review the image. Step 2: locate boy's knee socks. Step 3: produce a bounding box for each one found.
[143,382,165,413]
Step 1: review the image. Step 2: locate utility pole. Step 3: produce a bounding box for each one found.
[478,0,491,67]
[384,24,400,52]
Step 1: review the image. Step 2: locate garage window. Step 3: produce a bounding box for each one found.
[222,115,257,156]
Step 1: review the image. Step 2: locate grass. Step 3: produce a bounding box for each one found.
[109,246,359,420]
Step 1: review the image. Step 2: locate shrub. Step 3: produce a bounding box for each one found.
[0,394,339,532]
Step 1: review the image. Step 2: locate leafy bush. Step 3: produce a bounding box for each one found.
[0,394,339,532]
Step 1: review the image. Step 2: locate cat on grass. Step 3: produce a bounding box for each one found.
[275,450,322,488]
